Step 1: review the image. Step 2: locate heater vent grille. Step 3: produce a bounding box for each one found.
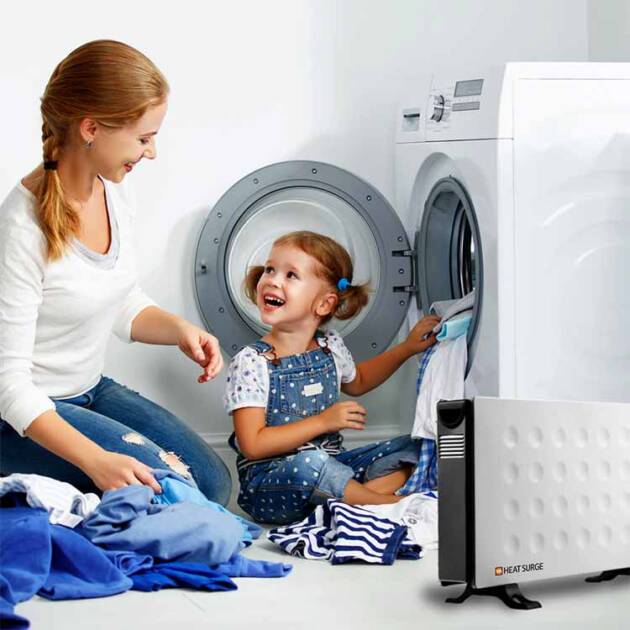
[439,434,465,459]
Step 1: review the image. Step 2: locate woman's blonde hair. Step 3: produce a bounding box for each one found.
[244,230,371,324]
[37,40,169,260]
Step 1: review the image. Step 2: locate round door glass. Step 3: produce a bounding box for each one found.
[225,186,382,336]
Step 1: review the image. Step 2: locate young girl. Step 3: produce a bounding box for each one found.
[224,231,439,524]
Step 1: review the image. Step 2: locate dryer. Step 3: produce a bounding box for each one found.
[194,62,630,416]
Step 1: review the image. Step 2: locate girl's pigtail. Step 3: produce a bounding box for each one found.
[334,282,370,320]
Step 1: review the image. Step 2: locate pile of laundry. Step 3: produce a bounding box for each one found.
[0,472,292,629]
[267,492,438,564]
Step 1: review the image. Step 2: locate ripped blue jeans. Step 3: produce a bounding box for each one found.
[0,376,231,505]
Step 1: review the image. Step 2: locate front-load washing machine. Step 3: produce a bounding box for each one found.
[194,63,630,419]
[395,62,630,402]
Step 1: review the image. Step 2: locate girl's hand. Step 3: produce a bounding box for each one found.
[175,322,224,383]
[404,315,441,355]
[83,451,162,494]
[319,401,367,433]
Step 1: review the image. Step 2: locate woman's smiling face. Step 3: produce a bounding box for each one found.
[86,100,168,183]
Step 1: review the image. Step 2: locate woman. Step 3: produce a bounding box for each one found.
[0,40,231,505]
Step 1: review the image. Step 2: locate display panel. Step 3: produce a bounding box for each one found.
[454,79,484,97]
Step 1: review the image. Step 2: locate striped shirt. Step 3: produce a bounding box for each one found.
[267,499,422,565]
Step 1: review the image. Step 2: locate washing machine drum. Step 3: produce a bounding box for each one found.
[194,161,415,362]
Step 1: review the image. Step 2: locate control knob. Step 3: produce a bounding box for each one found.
[431,94,446,122]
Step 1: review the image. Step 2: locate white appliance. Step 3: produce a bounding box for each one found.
[437,396,630,609]
[395,62,630,403]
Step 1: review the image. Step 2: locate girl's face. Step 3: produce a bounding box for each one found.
[81,100,168,183]
[256,244,337,330]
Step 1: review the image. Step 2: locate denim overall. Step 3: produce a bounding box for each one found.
[230,337,421,525]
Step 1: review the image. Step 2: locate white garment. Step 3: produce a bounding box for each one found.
[412,335,467,440]
[223,329,356,414]
[0,473,100,528]
[0,180,155,435]
[360,492,439,550]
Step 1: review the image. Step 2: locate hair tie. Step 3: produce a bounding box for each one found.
[337,278,350,291]
[43,160,58,171]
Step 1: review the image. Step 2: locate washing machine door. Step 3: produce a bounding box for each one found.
[194,161,413,363]
[415,176,484,366]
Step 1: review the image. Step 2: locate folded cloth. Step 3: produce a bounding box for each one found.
[151,470,263,545]
[78,485,244,564]
[430,290,475,333]
[412,335,467,440]
[435,312,472,341]
[360,492,439,550]
[0,473,100,528]
[130,562,236,593]
[268,499,422,565]
[0,507,132,629]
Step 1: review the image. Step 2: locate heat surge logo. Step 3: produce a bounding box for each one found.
[495,562,544,577]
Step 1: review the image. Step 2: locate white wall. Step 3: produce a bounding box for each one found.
[0,0,588,453]
[589,0,630,60]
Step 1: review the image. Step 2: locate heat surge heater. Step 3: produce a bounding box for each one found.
[437,397,630,609]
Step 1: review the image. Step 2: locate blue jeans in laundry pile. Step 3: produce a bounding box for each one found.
[238,434,420,525]
[0,376,231,506]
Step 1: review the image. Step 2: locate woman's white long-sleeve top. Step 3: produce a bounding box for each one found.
[0,179,155,436]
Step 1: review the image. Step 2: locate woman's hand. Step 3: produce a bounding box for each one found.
[175,322,224,383]
[83,451,162,494]
[403,315,441,355]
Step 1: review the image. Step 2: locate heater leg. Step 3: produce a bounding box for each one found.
[585,567,630,583]
[445,582,542,610]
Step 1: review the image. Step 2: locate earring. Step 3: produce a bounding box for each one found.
[85,140,93,149]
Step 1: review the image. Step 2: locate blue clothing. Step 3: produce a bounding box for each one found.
[152,469,263,544]
[232,339,420,525]
[398,347,439,495]
[211,556,292,578]
[103,549,154,576]
[268,499,422,565]
[0,376,231,506]
[435,313,472,341]
[0,507,132,629]
[398,439,438,495]
[78,485,243,564]
[130,563,236,593]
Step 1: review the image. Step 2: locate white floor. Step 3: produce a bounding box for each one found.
[16,514,630,630]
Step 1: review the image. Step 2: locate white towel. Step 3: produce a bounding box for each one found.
[360,492,439,550]
[412,335,467,440]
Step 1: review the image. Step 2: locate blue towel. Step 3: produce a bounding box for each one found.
[0,507,132,629]
[79,485,244,564]
[130,562,236,592]
[151,470,263,545]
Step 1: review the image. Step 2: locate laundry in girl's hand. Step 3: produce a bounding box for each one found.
[223,230,440,525]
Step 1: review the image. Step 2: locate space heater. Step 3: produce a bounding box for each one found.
[437,396,630,609]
